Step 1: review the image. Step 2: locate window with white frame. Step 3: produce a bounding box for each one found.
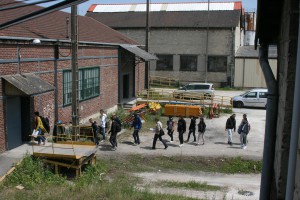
[63,67,100,105]
[180,55,197,71]
[156,54,173,70]
[208,56,227,72]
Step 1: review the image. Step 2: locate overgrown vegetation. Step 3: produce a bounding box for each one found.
[159,180,223,191]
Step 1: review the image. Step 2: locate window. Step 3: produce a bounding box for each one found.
[244,92,257,98]
[195,85,210,90]
[208,56,227,72]
[156,54,173,70]
[63,67,100,105]
[259,92,268,98]
[180,55,197,71]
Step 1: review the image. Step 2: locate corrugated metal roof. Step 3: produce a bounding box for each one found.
[86,10,241,28]
[120,45,158,61]
[235,45,277,58]
[90,2,242,13]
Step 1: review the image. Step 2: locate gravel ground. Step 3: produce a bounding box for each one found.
[97,90,266,199]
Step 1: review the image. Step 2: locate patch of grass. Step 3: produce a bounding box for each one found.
[4,154,66,189]
[102,154,262,174]
[159,180,223,191]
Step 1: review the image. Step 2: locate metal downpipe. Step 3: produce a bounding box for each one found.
[259,44,278,200]
[285,5,300,198]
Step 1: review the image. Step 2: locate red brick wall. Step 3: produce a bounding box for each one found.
[0,43,142,153]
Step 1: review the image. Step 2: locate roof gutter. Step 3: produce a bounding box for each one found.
[0,36,137,47]
[259,44,278,200]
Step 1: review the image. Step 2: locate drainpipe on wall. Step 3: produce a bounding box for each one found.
[17,46,20,74]
[285,6,300,199]
[259,44,278,200]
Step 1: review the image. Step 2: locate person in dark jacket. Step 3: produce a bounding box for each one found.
[225,114,236,145]
[197,117,206,145]
[109,116,118,150]
[239,117,250,149]
[177,117,186,147]
[89,118,99,146]
[131,113,142,145]
[186,116,197,142]
[166,116,175,142]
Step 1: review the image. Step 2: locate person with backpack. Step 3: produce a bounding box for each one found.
[197,117,206,145]
[34,111,46,145]
[225,114,236,146]
[99,109,107,142]
[239,116,250,149]
[186,116,197,143]
[166,116,175,142]
[152,118,168,150]
[177,116,186,147]
[130,112,142,145]
[89,118,99,146]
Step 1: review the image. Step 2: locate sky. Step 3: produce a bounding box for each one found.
[28,0,257,16]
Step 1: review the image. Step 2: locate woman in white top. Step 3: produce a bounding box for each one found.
[152,118,168,150]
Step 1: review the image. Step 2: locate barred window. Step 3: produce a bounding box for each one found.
[156,54,173,70]
[208,56,227,72]
[63,67,100,106]
[180,55,197,71]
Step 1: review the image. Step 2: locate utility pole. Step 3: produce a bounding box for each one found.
[145,0,150,89]
[205,0,210,83]
[71,5,79,129]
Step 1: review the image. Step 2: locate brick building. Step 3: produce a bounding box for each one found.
[86,2,244,87]
[0,0,155,152]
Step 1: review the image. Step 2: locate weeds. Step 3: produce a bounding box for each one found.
[159,180,223,191]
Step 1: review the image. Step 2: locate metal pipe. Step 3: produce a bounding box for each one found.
[71,5,79,129]
[204,0,210,83]
[54,45,59,122]
[285,3,300,198]
[145,0,150,89]
[259,44,278,200]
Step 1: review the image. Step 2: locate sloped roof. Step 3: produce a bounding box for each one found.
[86,10,241,28]
[0,0,138,45]
[88,2,242,12]
[235,45,277,58]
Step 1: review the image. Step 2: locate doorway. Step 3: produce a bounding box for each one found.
[6,97,22,150]
[123,74,130,99]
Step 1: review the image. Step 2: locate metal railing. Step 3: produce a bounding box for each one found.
[149,76,180,88]
[136,89,233,110]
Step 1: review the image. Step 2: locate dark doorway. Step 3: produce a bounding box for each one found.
[123,74,130,99]
[7,97,22,149]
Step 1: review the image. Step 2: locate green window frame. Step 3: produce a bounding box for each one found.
[63,67,100,106]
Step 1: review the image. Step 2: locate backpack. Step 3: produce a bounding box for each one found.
[40,116,50,133]
[115,122,121,133]
[242,123,250,134]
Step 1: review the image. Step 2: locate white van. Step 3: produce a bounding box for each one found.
[173,83,215,98]
[233,89,268,108]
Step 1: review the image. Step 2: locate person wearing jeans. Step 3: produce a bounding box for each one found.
[131,113,142,145]
[34,111,46,145]
[186,116,197,142]
[166,116,175,142]
[225,114,236,145]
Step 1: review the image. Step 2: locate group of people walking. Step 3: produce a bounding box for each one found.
[152,115,207,149]
[90,109,250,151]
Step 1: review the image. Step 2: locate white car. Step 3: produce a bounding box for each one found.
[233,88,268,108]
[173,83,215,98]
